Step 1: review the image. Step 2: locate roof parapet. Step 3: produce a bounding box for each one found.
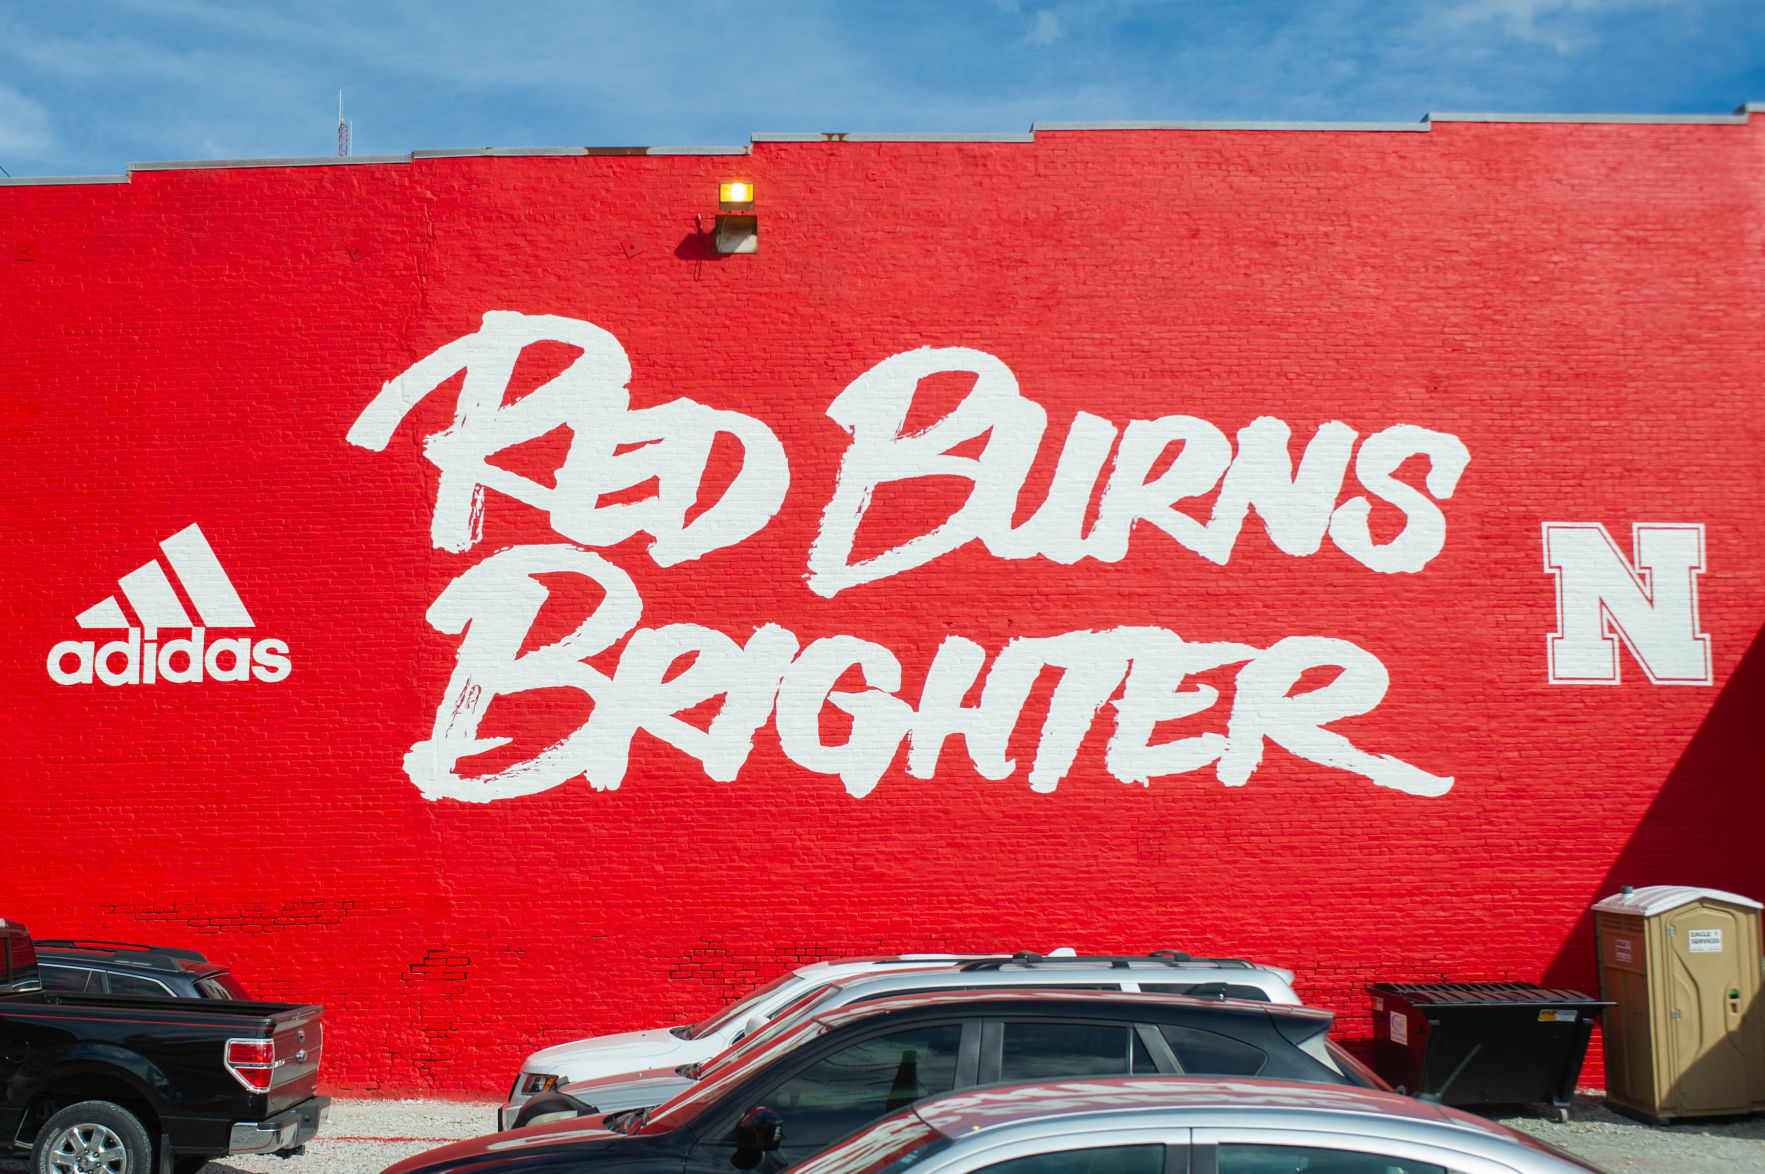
[1033,120,1424,133]
[754,132,1035,143]
[412,147,589,158]
[0,173,128,186]
[0,102,1757,187]
[127,154,409,171]
[642,146,749,156]
[1425,111,1748,125]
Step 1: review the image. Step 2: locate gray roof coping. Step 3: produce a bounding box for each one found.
[1033,119,1426,133]
[1425,111,1748,125]
[753,132,1036,143]
[128,154,409,171]
[0,173,128,186]
[1740,102,1765,114]
[642,146,750,156]
[411,147,588,158]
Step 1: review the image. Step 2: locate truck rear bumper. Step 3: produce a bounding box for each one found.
[229,1096,330,1155]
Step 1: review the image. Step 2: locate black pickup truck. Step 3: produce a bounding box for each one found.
[1,918,329,1174]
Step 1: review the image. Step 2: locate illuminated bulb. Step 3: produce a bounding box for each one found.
[720,181,753,204]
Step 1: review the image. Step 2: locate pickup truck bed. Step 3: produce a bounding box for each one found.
[2,990,328,1170]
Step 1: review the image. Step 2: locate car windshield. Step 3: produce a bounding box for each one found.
[637,1015,833,1135]
[687,972,806,1040]
[786,1110,950,1174]
[695,983,841,1078]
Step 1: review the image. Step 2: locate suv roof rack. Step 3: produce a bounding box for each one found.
[955,951,1256,972]
[33,939,210,971]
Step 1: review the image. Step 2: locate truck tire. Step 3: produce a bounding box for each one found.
[32,1100,152,1174]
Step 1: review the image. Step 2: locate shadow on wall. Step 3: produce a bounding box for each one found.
[1543,618,1765,995]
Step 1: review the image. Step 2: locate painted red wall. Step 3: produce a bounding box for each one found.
[3,117,1762,1094]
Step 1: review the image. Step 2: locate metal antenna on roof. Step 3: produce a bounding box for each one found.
[337,91,352,158]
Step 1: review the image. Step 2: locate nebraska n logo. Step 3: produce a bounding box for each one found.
[47,524,291,686]
[1542,522,1712,685]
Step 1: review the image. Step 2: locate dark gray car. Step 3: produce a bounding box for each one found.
[509,955,1316,1129]
[392,989,1383,1174]
[34,939,251,1000]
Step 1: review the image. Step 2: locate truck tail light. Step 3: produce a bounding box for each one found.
[225,1037,280,1091]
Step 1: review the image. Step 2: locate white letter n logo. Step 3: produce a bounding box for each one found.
[1543,522,1712,685]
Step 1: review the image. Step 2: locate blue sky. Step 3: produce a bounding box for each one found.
[2,0,1762,176]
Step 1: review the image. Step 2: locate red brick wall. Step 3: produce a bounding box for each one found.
[3,117,1762,1094]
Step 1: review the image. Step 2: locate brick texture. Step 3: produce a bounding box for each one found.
[2,118,1762,1095]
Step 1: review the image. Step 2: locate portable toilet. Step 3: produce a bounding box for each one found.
[1592,885,1765,1120]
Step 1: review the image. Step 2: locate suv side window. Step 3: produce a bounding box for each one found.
[1159,1025,1266,1076]
[1217,1143,1446,1173]
[854,984,1118,1005]
[975,1145,1166,1174]
[195,977,241,1000]
[40,965,100,993]
[749,1024,964,1148]
[106,972,176,997]
[999,1022,1144,1081]
[1138,983,1271,1002]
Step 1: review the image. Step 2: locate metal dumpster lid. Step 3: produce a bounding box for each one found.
[1367,982,1605,1006]
[1591,885,1762,918]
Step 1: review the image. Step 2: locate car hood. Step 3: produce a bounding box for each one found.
[383,1115,627,1173]
[559,1066,697,1112]
[524,1026,700,1080]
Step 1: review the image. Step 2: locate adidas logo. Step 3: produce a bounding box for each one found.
[46,524,291,687]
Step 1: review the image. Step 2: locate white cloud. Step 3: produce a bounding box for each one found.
[1028,9,1065,45]
[1439,0,1686,52]
[0,84,53,156]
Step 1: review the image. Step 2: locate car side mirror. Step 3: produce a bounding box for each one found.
[732,1106,784,1169]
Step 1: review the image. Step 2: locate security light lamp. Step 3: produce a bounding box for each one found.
[715,178,757,254]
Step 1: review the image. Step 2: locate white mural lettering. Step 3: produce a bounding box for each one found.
[1328,424,1471,574]
[402,545,1452,803]
[347,311,790,565]
[349,319,1466,803]
[807,347,1469,596]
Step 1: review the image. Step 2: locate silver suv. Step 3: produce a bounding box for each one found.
[505,951,1306,1129]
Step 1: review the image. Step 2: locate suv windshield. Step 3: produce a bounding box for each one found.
[639,1015,832,1135]
[685,972,805,1041]
[694,983,840,1078]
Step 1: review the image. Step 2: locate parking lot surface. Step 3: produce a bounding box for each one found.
[4,1095,1763,1174]
[1498,1095,1765,1172]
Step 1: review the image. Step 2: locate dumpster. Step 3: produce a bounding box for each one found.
[1592,885,1765,1121]
[1369,982,1611,1120]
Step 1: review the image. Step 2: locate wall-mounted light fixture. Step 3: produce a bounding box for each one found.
[714,179,757,254]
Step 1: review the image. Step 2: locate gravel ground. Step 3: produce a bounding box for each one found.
[4,1095,1762,1174]
[1498,1095,1765,1173]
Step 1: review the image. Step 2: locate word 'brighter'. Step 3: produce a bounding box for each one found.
[352,312,1463,802]
[406,546,1451,803]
